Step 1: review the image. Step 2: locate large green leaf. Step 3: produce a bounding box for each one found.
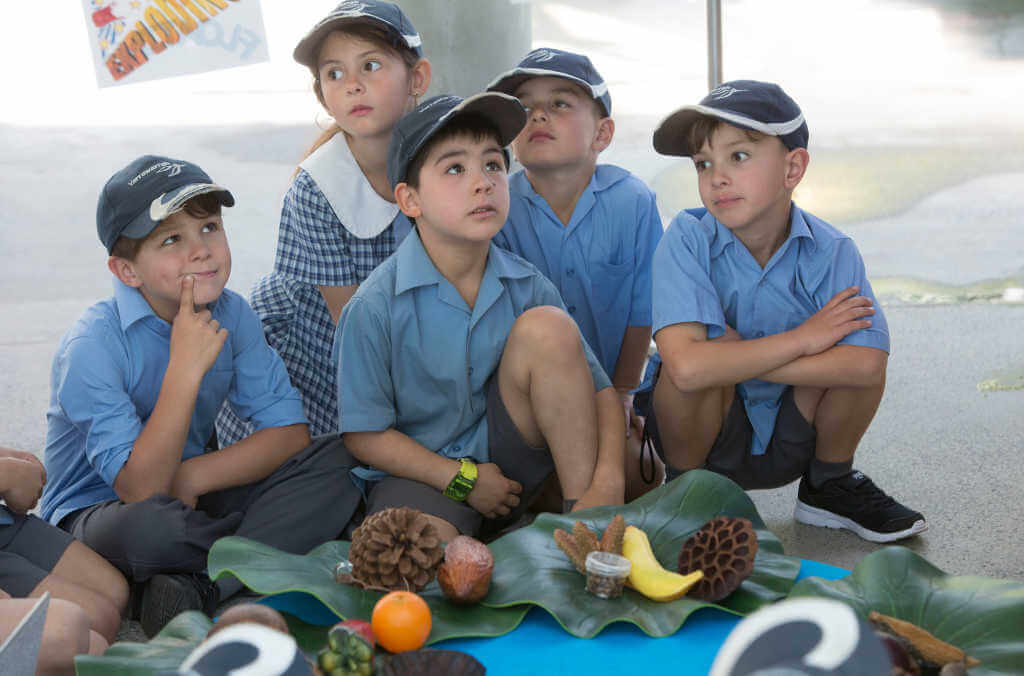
[208,538,529,645]
[75,611,212,676]
[483,469,801,637]
[788,546,1024,674]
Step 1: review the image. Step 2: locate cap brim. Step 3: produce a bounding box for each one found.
[486,68,610,116]
[293,15,421,69]
[654,104,805,156]
[447,92,527,147]
[120,184,235,240]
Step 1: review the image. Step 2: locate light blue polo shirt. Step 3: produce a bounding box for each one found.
[40,280,307,526]
[652,205,889,455]
[335,230,612,486]
[494,166,663,377]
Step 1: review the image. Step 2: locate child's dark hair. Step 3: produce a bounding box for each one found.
[109,192,223,261]
[299,20,421,170]
[689,116,767,155]
[404,113,507,190]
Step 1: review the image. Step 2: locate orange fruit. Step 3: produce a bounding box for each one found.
[370,590,432,653]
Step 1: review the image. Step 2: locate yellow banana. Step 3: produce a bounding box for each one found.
[621,526,703,602]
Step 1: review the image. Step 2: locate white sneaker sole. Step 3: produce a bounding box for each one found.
[794,500,928,543]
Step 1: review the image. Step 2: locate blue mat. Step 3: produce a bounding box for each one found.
[262,560,848,675]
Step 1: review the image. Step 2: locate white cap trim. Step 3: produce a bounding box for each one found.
[688,104,805,137]
[487,67,607,100]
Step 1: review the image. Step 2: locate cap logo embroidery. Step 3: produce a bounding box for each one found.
[528,49,558,63]
[333,0,368,17]
[708,85,748,100]
[128,161,184,186]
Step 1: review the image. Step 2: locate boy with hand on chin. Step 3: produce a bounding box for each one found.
[646,81,925,543]
[486,48,665,496]
[335,93,624,543]
[41,156,360,637]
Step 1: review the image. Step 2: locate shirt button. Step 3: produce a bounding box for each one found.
[468,367,474,375]
[568,305,576,314]
[567,269,575,277]
[755,331,765,338]
[453,445,461,453]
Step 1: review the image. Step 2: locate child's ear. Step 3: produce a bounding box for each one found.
[108,256,143,288]
[394,182,422,218]
[592,116,615,153]
[409,58,432,99]
[783,147,810,189]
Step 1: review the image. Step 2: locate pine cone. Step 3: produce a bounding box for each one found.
[348,507,444,592]
[677,516,758,601]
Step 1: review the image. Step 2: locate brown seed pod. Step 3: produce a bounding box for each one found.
[676,516,758,602]
[206,603,290,639]
[869,611,980,670]
[599,515,627,555]
[437,536,494,604]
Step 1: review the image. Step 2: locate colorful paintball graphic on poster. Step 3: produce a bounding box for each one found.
[81,0,269,87]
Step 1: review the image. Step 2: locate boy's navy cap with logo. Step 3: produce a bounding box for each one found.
[293,0,423,70]
[653,80,809,156]
[486,47,612,117]
[97,155,235,254]
[386,92,527,189]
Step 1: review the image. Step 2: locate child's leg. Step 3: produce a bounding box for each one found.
[651,369,734,473]
[32,540,128,642]
[793,382,884,468]
[496,306,602,503]
[0,597,106,676]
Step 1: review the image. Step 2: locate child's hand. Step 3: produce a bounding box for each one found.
[0,448,46,484]
[169,276,228,378]
[0,456,45,513]
[466,463,522,519]
[796,286,874,356]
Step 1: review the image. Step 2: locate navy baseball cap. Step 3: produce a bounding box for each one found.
[487,47,611,117]
[653,80,809,156]
[293,0,422,70]
[386,92,527,189]
[97,155,234,254]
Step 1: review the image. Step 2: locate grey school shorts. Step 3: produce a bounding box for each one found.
[364,377,556,537]
[0,513,74,596]
[643,372,817,490]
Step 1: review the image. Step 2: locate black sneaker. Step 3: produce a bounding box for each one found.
[794,470,927,543]
[140,573,220,638]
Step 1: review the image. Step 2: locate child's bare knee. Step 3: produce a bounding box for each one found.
[38,599,92,673]
[509,305,581,358]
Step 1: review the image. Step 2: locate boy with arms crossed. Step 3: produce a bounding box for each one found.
[335,93,624,543]
[487,49,664,495]
[41,156,359,636]
[647,82,925,542]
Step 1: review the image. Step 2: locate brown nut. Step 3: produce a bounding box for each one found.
[206,603,290,639]
[436,535,494,605]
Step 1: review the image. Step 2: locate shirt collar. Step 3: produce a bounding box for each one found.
[300,133,400,239]
[394,230,536,296]
[113,278,159,331]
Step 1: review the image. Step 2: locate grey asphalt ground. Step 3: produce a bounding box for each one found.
[2,0,1023,647]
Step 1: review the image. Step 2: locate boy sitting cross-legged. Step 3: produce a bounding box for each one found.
[41,156,361,637]
[335,93,625,543]
[645,81,925,543]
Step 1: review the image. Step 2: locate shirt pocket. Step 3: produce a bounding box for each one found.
[591,259,633,314]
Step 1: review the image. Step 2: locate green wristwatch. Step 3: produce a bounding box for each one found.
[444,458,478,501]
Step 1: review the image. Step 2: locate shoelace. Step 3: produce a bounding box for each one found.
[845,475,897,509]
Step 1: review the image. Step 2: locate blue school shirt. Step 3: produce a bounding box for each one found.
[335,230,612,486]
[493,167,662,377]
[40,280,307,526]
[652,205,889,455]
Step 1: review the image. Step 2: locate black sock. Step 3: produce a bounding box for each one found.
[808,458,853,489]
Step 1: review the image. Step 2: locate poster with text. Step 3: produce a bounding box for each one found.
[82,0,269,87]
